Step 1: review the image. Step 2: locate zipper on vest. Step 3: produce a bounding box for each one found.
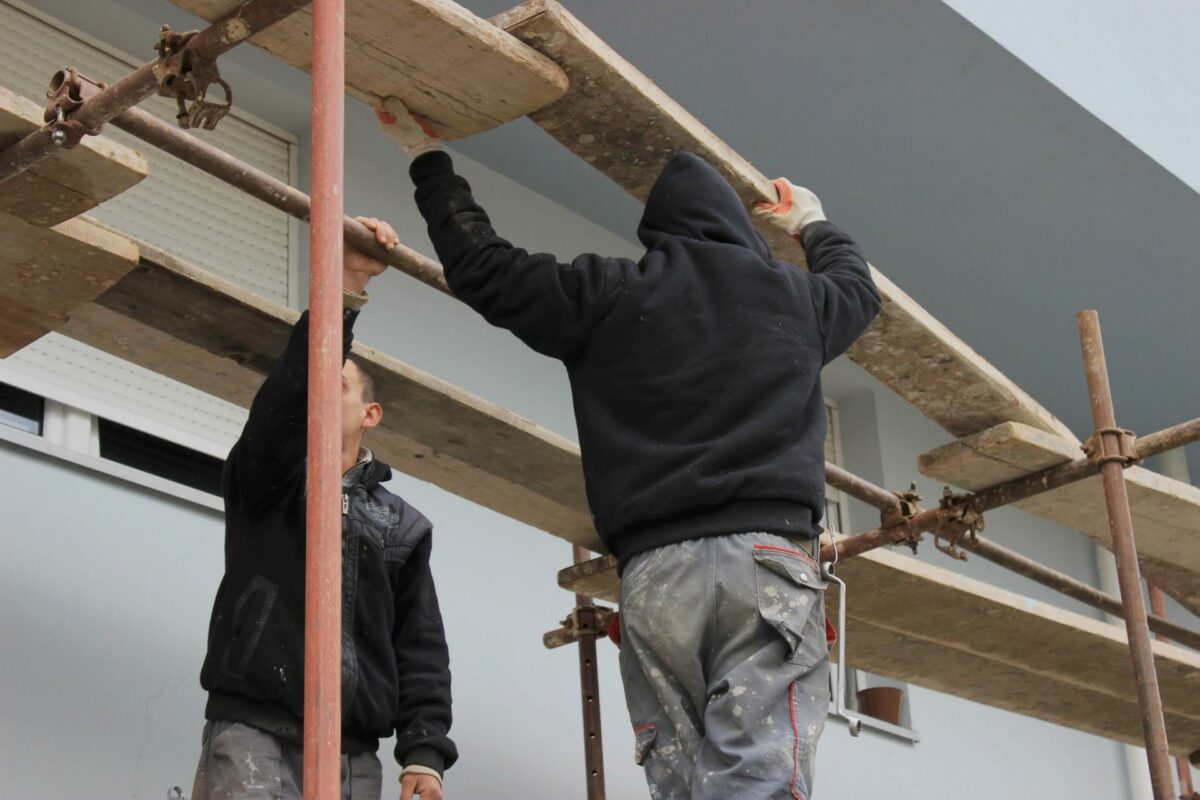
[342,493,349,516]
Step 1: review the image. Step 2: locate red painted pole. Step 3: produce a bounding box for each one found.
[572,544,607,800]
[303,0,344,797]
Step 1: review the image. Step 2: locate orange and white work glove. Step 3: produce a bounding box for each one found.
[375,96,442,159]
[751,178,826,237]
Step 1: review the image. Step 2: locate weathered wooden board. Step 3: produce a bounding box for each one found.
[493,0,1074,442]
[919,422,1200,616]
[19,222,1199,752]
[0,212,140,357]
[557,549,1200,757]
[0,86,148,227]
[172,0,567,140]
[55,232,601,549]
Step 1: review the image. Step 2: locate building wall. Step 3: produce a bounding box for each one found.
[0,0,1183,797]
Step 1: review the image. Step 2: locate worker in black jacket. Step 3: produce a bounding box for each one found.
[192,217,456,800]
[380,99,880,800]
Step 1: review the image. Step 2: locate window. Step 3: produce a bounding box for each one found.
[823,397,918,742]
[0,379,223,507]
[98,419,224,496]
[0,382,43,435]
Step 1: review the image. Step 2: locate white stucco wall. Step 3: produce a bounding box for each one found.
[1,1,1193,797]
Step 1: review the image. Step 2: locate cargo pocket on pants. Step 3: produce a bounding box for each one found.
[633,723,657,766]
[753,544,824,667]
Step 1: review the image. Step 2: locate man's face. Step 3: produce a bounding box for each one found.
[341,361,382,445]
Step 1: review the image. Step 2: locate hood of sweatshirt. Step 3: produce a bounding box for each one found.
[637,151,771,259]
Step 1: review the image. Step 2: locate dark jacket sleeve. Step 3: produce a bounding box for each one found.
[391,530,457,773]
[798,221,883,364]
[223,308,360,518]
[410,151,627,361]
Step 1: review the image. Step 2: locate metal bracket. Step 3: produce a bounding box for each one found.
[821,547,863,737]
[1082,426,1139,467]
[933,488,985,561]
[153,24,233,130]
[42,67,106,147]
[543,603,615,650]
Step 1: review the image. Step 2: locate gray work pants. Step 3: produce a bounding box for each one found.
[191,720,383,800]
[619,532,831,800]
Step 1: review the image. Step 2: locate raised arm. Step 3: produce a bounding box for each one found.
[753,179,882,363]
[222,218,397,518]
[378,99,625,361]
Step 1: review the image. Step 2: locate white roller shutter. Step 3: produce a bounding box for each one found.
[0,0,296,451]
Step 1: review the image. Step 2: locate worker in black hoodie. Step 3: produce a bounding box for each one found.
[192,217,456,800]
[381,99,880,800]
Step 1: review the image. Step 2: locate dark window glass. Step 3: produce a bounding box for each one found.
[98,418,223,496]
[0,382,43,435]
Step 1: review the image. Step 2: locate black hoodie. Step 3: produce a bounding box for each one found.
[412,151,881,567]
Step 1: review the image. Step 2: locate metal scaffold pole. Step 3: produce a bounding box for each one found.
[0,0,309,184]
[572,544,607,800]
[303,0,346,797]
[1078,310,1175,800]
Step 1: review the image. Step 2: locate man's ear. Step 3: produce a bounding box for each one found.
[362,401,383,430]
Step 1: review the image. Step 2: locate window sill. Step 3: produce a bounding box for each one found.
[0,423,222,513]
[826,706,920,744]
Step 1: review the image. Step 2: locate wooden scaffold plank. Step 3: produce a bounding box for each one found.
[57,233,600,549]
[171,0,569,139]
[492,0,1075,443]
[0,212,140,357]
[0,85,147,227]
[920,422,1200,615]
[26,225,1197,755]
[557,548,1200,758]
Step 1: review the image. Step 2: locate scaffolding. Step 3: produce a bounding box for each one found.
[1,1,1198,798]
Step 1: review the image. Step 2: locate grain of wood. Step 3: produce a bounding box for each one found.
[0,85,147,226]
[494,0,1075,442]
[172,0,568,139]
[0,212,140,356]
[58,227,602,548]
[920,422,1200,615]
[557,547,1200,756]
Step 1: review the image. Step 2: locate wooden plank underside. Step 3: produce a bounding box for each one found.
[557,550,1200,756]
[493,0,1074,443]
[919,422,1200,616]
[172,0,568,140]
[0,86,148,227]
[54,233,601,550]
[20,222,1199,750]
[0,213,140,357]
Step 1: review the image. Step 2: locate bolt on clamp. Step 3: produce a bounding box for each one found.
[153,24,233,130]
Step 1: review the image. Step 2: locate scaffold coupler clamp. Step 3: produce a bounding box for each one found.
[153,24,233,130]
[933,488,984,561]
[42,67,106,147]
[883,482,924,554]
[1082,427,1139,468]
[542,603,615,650]
[820,544,862,737]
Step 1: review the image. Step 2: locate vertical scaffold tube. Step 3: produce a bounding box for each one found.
[304,0,345,797]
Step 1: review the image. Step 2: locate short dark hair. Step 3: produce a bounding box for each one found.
[345,355,378,405]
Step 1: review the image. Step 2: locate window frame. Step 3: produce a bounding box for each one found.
[823,397,920,743]
[0,377,225,512]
